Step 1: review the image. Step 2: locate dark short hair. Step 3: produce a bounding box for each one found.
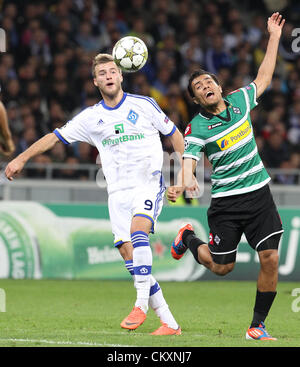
[187,69,220,98]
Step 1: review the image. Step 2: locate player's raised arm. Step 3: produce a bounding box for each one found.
[253,12,285,98]
[5,132,59,181]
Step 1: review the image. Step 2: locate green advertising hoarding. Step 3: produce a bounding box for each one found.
[0,201,299,281]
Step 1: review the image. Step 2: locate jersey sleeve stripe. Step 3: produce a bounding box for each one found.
[250,81,258,106]
[241,87,251,110]
[164,125,176,136]
[127,94,162,113]
[53,129,70,145]
[185,136,205,146]
[183,153,200,161]
[148,96,163,111]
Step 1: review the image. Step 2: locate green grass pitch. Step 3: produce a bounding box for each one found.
[0,279,299,347]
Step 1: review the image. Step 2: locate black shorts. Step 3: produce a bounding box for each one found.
[207,184,283,265]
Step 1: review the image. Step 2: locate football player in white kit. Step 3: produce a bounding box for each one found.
[5,54,184,335]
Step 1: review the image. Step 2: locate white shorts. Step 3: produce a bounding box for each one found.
[108,173,165,247]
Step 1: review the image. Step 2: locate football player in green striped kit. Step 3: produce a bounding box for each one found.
[168,12,285,340]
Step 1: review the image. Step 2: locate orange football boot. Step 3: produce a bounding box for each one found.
[151,322,182,335]
[171,223,194,260]
[120,306,146,330]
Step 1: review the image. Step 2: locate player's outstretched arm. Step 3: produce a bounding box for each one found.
[0,101,15,157]
[254,12,285,98]
[5,132,59,181]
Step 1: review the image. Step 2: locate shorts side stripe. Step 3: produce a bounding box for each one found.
[153,174,165,221]
[114,240,124,247]
[255,230,284,250]
[134,213,154,226]
[209,248,238,256]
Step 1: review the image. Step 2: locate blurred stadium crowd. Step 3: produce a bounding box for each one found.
[0,0,300,182]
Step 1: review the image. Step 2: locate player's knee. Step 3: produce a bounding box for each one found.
[259,249,279,272]
[131,215,152,235]
[213,262,235,276]
[118,241,133,260]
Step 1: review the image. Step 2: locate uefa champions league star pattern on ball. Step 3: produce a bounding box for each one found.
[112,36,148,73]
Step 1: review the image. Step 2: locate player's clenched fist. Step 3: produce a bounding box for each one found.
[167,186,184,202]
[5,158,25,181]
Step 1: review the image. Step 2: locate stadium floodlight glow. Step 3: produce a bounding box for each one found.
[0,288,6,312]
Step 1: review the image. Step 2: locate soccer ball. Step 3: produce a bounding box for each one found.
[112,36,148,73]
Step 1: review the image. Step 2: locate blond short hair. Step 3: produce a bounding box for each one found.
[92,53,117,77]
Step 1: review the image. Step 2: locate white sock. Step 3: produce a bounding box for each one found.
[124,258,179,328]
[125,260,148,312]
[149,275,179,329]
[131,231,152,313]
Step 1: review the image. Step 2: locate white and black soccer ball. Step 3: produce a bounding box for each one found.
[112,36,148,73]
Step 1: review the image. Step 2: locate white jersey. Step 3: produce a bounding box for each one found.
[54,92,176,194]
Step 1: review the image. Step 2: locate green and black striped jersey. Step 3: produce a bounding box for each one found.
[183,82,270,198]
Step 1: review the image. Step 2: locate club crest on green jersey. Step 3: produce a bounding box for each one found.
[233,107,241,114]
